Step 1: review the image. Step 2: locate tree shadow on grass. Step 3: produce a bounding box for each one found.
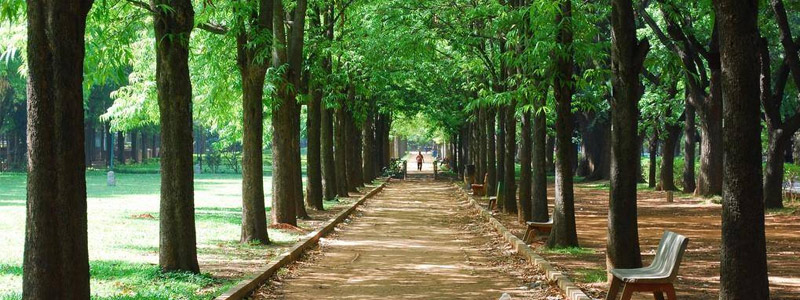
[89,260,231,300]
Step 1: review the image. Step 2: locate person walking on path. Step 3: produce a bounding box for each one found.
[416,152,424,171]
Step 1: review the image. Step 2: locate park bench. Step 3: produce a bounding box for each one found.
[487,181,503,211]
[606,231,689,300]
[522,219,553,243]
[471,174,489,196]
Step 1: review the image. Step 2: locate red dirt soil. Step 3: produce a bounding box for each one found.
[489,182,800,299]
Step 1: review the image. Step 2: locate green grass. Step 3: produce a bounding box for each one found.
[573,268,607,283]
[0,170,307,299]
[766,207,797,216]
[540,246,595,255]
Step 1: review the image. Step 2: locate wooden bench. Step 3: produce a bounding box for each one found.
[606,231,689,300]
[470,174,489,196]
[522,219,553,243]
[487,181,503,211]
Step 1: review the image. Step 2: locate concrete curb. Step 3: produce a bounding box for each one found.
[453,185,592,300]
[214,179,390,300]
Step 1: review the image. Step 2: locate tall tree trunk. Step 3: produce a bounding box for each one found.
[334,104,349,197]
[607,0,648,270]
[131,129,139,163]
[238,0,272,243]
[478,108,487,184]
[270,0,308,224]
[548,0,579,248]
[344,100,361,191]
[321,105,337,200]
[576,112,610,181]
[532,95,549,222]
[715,1,770,297]
[153,0,199,273]
[504,103,518,214]
[696,105,723,196]
[648,130,658,188]
[362,110,376,183]
[519,108,532,222]
[116,131,125,164]
[545,134,555,172]
[306,83,324,210]
[683,100,696,193]
[497,106,506,209]
[486,108,497,196]
[23,0,93,297]
[142,129,149,160]
[660,125,680,191]
[764,131,788,209]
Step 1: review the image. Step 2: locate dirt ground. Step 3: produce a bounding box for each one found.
[200,188,374,281]
[253,179,562,300]
[489,182,800,299]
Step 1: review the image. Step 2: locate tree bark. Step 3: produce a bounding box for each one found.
[715,0,770,297]
[343,97,361,191]
[334,104,350,197]
[23,0,93,297]
[683,100,697,193]
[547,0,579,248]
[648,129,658,188]
[131,129,139,163]
[504,103,518,215]
[238,0,272,244]
[576,111,610,181]
[486,108,497,196]
[660,124,681,191]
[496,106,506,210]
[532,95,549,222]
[362,109,376,183]
[306,75,324,210]
[117,131,125,164]
[607,0,648,270]
[764,131,789,209]
[519,108,532,222]
[545,134,555,172]
[271,0,308,224]
[321,105,337,200]
[153,0,199,273]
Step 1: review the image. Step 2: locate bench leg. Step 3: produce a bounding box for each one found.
[663,284,676,300]
[606,277,622,300]
[653,291,665,300]
[620,283,635,300]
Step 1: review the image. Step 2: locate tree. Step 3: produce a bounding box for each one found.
[547,0,579,249]
[532,94,549,222]
[503,101,517,214]
[639,1,721,196]
[239,0,272,244]
[23,0,94,297]
[607,0,649,271]
[714,0,769,297]
[519,107,532,222]
[152,0,200,273]
[760,0,800,209]
[270,0,308,225]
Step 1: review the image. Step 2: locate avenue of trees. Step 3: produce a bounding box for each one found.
[0,0,792,298]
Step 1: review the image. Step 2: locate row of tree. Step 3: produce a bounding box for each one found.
[423,0,777,298]
[5,0,409,298]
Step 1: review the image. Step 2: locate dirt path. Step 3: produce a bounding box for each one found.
[256,179,556,299]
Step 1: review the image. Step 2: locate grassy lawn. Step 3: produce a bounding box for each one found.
[0,169,317,299]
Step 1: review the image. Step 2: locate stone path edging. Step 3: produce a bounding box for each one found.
[453,184,592,300]
[214,179,389,300]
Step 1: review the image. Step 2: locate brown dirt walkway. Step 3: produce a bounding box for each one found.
[255,179,559,299]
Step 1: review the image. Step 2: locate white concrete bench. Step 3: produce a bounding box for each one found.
[606,231,689,300]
